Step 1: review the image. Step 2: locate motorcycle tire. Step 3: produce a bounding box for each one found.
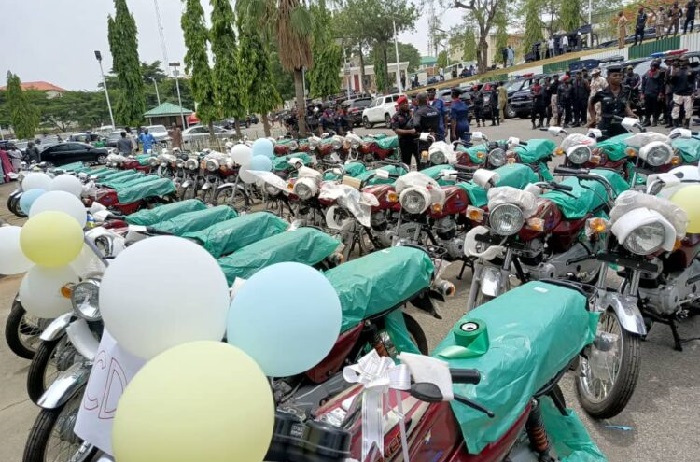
[5,299,41,360]
[22,389,95,462]
[576,309,641,419]
[403,313,429,356]
[27,339,64,404]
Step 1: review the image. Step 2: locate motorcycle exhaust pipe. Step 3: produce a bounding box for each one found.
[433,279,456,298]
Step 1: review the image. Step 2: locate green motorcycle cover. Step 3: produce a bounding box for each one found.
[117,177,176,204]
[99,170,142,184]
[93,169,127,180]
[672,137,700,163]
[134,154,152,166]
[421,164,456,186]
[365,133,387,140]
[57,161,88,173]
[148,205,238,235]
[595,133,633,161]
[323,161,368,181]
[375,135,399,150]
[100,172,149,188]
[455,144,487,165]
[356,165,408,186]
[217,228,340,284]
[433,282,598,455]
[89,167,112,176]
[458,164,538,207]
[542,168,629,219]
[272,153,314,172]
[126,199,208,225]
[513,138,556,164]
[183,212,289,258]
[326,246,434,333]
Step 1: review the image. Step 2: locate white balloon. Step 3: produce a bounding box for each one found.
[239,168,258,184]
[99,236,230,359]
[20,265,79,318]
[22,172,53,191]
[30,190,88,228]
[69,244,106,276]
[230,144,252,168]
[90,202,107,215]
[0,226,34,274]
[50,175,84,198]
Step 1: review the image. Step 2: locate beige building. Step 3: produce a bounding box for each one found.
[340,61,410,93]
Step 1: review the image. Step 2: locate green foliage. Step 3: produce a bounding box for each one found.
[437,50,449,70]
[181,0,218,126]
[560,0,582,32]
[5,72,39,139]
[367,42,421,73]
[372,44,387,92]
[522,0,545,56]
[270,51,296,101]
[107,0,146,126]
[464,29,477,61]
[308,3,341,98]
[141,61,167,84]
[211,0,247,121]
[454,0,509,72]
[495,4,508,52]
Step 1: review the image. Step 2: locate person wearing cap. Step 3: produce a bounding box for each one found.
[572,71,590,127]
[623,65,641,116]
[472,85,486,127]
[412,92,441,166]
[684,0,697,34]
[588,68,608,124]
[633,6,648,46]
[617,11,628,49]
[391,95,418,167]
[588,65,636,137]
[450,88,470,142]
[641,59,665,126]
[548,75,560,125]
[530,79,547,129]
[670,56,697,128]
[556,75,573,127]
[668,2,682,36]
[655,6,667,39]
[489,83,500,126]
[426,87,446,141]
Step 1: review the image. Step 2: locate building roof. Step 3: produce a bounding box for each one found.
[144,102,193,117]
[0,81,65,92]
[420,56,437,65]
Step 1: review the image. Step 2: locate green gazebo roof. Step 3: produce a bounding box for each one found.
[144,102,193,118]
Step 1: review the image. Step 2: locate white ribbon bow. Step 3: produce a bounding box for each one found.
[343,350,411,461]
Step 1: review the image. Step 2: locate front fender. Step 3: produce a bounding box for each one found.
[37,362,91,409]
[596,290,647,336]
[39,312,74,342]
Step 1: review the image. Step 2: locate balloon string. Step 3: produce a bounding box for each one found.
[393,388,410,462]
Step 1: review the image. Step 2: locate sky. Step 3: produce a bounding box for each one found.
[0,0,461,91]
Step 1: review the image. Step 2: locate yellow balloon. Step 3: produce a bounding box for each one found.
[20,211,84,268]
[670,185,700,234]
[113,342,274,462]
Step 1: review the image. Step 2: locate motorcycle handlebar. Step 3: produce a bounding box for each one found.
[553,166,591,176]
[549,182,574,191]
[451,369,482,385]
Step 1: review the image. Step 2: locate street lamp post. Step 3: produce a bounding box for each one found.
[392,19,402,93]
[169,62,187,129]
[94,50,115,129]
[151,77,161,106]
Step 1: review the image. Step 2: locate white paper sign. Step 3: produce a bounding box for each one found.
[74,330,146,455]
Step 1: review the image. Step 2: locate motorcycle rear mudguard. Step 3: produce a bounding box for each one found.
[37,362,91,410]
[39,313,74,342]
[595,289,647,336]
[217,182,246,191]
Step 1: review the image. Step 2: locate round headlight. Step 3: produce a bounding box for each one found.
[288,141,299,151]
[640,143,672,167]
[148,157,158,166]
[71,278,101,321]
[176,160,184,168]
[400,189,428,215]
[160,161,168,167]
[623,222,665,255]
[429,150,446,165]
[185,159,198,170]
[332,139,343,150]
[206,159,219,172]
[567,146,592,165]
[264,183,280,196]
[488,148,506,167]
[351,140,360,149]
[489,203,525,236]
[294,182,314,200]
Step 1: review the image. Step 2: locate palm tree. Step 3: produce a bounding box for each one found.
[237,0,313,136]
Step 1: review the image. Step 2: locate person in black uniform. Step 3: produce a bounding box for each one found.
[472,85,485,127]
[588,64,637,137]
[490,83,500,126]
[391,95,418,167]
[641,59,665,126]
[412,92,441,168]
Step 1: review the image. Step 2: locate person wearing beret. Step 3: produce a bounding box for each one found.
[588,65,637,137]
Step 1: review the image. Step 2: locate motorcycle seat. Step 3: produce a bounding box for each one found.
[542,168,629,219]
[458,163,539,208]
[147,205,237,236]
[126,199,208,226]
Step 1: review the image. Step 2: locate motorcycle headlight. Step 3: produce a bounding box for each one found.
[566,146,592,165]
[176,160,184,168]
[185,159,198,170]
[148,157,158,166]
[351,140,360,149]
[288,141,299,151]
[332,139,342,150]
[488,148,506,167]
[160,161,168,167]
[293,178,318,200]
[429,150,446,165]
[489,203,525,236]
[623,222,666,255]
[400,189,429,215]
[206,159,219,172]
[639,142,673,167]
[264,183,280,196]
[71,278,101,321]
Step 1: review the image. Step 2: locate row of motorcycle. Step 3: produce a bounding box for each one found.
[5,120,700,461]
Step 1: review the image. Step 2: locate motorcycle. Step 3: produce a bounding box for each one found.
[266,280,607,462]
[198,150,236,204]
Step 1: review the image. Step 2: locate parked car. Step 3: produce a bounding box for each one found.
[342,97,372,127]
[182,125,233,144]
[69,133,103,144]
[145,125,172,143]
[502,74,545,119]
[104,130,124,148]
[362,93,401,128]
[39,142,108,166]
[247,114,260,125]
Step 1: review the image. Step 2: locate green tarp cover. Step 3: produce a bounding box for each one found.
[433,282,597,455]
[542,168,629,219]
[148,205,238,235]
[183,212,289,258]
[513,138,556,164]
[116,177,176,204]
[57,161,88,173]
[672,137,700,163]
[98,170,141,183]
[595,133,633,161]
[456,144,487,165]
[457,164,538,207]
[365,133,387,140]
[89,167,112,176]
[421,164,455,185]
[356,165,408,186]
[326,246,434,333]
[134,154,152,166]
[126,199,208,225]
[375,135,399,150]
[217,228,340,284]
[323,162,368,181]
[272,153,314,172]
[100,172,150,188]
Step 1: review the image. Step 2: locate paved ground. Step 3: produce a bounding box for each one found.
[1,118,699,461]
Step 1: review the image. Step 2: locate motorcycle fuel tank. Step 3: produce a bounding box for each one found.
[364,184,400,212]
[429,186,470,219]
[517,198,562,242]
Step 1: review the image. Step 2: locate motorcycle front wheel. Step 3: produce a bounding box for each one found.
[576,309,641,419]
[5,298,42,359]
[27,338,76,404]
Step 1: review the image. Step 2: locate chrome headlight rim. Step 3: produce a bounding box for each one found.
[489,203,525,236]
[400,189,429,215]
[566,146,592,165]
[294,183,314,200]
[264,183,281,196]
[429,150,447,165]
[488,147,507,167]
[622,222,666,256]
[185,159,199,170]
[71,277,102,321]
[176,160,184,168]
[206,159,219,172]
[351,140,360,149]
[640,143,672,167]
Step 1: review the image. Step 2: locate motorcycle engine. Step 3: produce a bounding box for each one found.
[638,259,700,317]
[370,211,388,230]
[397,221,423,243]
[434,216,456,240]
[444,235,466,260]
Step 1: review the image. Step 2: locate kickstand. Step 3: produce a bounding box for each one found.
[670,319,683,352]
[457,260,469,280]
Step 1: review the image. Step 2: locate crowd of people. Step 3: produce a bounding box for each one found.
[619,2,697,49]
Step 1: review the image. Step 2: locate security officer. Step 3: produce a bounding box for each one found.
[391,95,418,167]
[588,64,637,138]
[426,87,446,141]
[412,92,441,168]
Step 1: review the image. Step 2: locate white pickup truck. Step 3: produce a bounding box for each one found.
[361,93,401,128]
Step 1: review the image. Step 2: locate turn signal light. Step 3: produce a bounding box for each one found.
[587,217,609,234]
[507,157,517,164]
[525,217,545,232]
[673,239,682,251]
[476,151,486,159]
[671,155,681,166]
[61,284,75,299]
[387,191,399,203]
[421,150,429,160]
[430,203,443,214]
[590,155,601,165]
[625,147,638,158]
[467,206,484,222]
[554,147,565,156]
[287,182,294,191]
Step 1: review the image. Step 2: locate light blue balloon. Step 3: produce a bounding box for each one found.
[20,189,47,215]
[252,138,275,159]
[249,155,273,172]
[227,262,342,377]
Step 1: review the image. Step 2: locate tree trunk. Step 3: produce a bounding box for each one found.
[262,113,271,137]
[358,46,368,93]
[208,120,216,143]
[382,43,391,92]
[477,37,489,73]
[234,120,243,139]
[294,68,307,137]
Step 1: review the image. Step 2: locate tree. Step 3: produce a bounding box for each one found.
[560,0,582,32]
[437,50,449,70]
[107,0,146,127]
[494,3,508,55]
[237,0,313,136]
[181,0,218,131]
[368,42,421,73]
[308,1,342,98]
[141,61,168,84]
[371,45,388,92]
[238,17,283,136]
[463,29,477,61]
[269,50,296,101]
[521,0,545,57]
[5,72,39,139]
[452,0,508,73]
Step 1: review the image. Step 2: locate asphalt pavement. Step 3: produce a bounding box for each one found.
[1,118,699,461]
